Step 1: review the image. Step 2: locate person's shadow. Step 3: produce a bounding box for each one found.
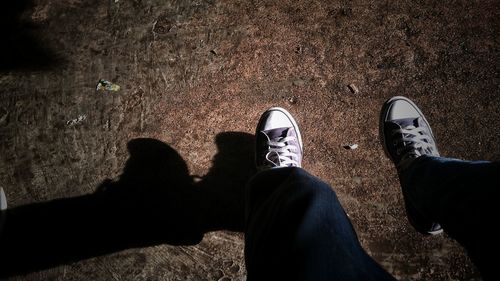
[0,132,255,278]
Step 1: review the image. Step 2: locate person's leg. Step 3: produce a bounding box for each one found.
[401,156,499,280]
[380,96,499,280]
[245,107,395,281]
[245,167,396,281]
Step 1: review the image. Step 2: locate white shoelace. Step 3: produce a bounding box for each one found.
[392,125,435,162]
[265,136,299,167]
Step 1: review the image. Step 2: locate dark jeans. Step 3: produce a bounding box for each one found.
[245,157,499,281]
[245,167,396,281]
[400,156,499,281]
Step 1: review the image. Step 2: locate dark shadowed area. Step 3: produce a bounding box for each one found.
[0,0,498,280]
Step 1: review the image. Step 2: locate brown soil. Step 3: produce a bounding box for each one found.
[1,0,498,280]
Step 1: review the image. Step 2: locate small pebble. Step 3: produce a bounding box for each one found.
[66,114,87,126]
[348,84,359,94]
[352,176,362,184]
[343,144,359,150]
[96,79,120,92]
[293,79,305,86]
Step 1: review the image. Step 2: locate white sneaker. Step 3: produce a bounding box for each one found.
[0,187,7,234]
[255,107,303,170]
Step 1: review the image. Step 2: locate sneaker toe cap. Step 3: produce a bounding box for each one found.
[261,110,293,130]
[387,99,420,120]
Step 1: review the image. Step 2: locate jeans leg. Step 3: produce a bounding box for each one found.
[400,156,500,280]
[244,167,395,281]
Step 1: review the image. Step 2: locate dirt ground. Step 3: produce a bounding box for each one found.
[0,0,498,280]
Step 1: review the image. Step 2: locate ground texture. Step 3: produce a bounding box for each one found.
[0,0,499,280]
